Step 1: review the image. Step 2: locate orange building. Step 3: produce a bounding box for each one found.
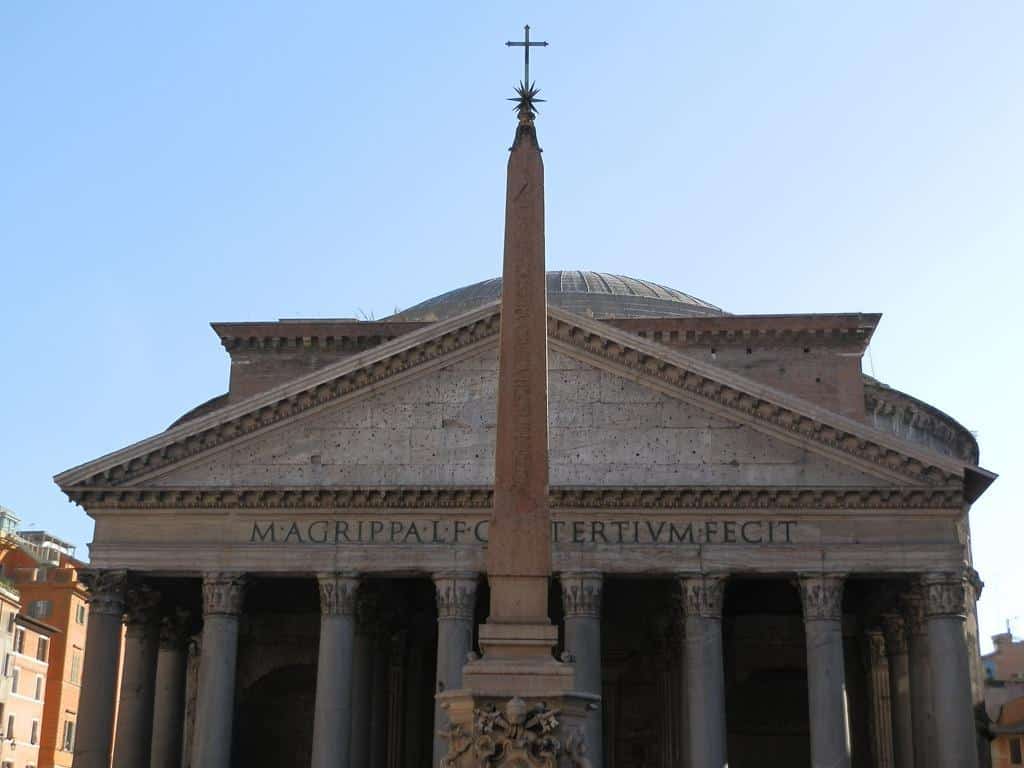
[0,525,87,768]
[987,631,1024,768]
[0,614,56,768]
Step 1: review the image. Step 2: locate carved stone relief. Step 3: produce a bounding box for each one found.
[797,574,845,621]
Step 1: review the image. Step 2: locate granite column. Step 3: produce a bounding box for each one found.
[561,571,604,768]
[864,628,894,768]
[349,591,377,766]
[905,588,935,768]
[680,574,727,768]
[74,570,127,768]
[882,612,915,768]
[190,572,245,768]
[432,572,478,766]
[150,610,191,768]
[798,574,851,768]
[311,572,359,768]
[112,584,161,768]
[923,572,979,768]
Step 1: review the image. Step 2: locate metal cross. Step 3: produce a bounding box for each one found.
[506,25,548,85]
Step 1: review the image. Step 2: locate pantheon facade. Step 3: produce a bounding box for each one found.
[57,270,994,767]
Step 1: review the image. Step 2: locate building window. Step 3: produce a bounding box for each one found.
[13,627,24,654]
[62,719,76,751]
[36,637,48,662]
[11,667,19,694]
[6,714,14,739]
[70,650,82,684]
[30,719,38,745]
[33,674,42,701]
[1011,736,1023,765]
[75,603,86,625]
[2,653,11,676]
[27,601,51,619]
[5,613,14,633]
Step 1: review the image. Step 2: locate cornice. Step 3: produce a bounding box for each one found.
[69,484,963,510]
[546,308,966,487]
[607,314,879,352]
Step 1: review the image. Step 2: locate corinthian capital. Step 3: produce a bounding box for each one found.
[881,612,909,655]
[202,572,246,616]
[159,608,193,650]
[123,584,161,635]
[922,572,969,619]
[78,569,128,617]
[678,574,726,619]
[798,574,845,621]
[317,572,359,616]
[560,572,603,619]
[433,572,478,621]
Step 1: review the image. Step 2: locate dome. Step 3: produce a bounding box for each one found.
[390,271,724,321]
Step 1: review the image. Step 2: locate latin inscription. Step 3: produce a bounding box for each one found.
[248,518,797,546]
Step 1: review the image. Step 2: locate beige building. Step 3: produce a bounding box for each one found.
[55,81,996,768]
[985,631,1024,768]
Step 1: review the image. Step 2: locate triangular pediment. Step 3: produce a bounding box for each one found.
[132,345,888,490]
[57,301,985,506]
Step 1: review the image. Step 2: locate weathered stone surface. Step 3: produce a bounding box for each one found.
[148,349,887,490]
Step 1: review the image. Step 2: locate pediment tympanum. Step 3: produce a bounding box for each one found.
[57,303,985,508]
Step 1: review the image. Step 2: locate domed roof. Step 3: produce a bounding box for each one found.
[390,271,724,321]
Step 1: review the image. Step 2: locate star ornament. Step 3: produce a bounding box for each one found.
[509,81,545,118]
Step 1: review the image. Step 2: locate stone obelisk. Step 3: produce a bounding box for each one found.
[434,33,598,768]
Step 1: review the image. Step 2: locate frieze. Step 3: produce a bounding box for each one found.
[79,569,128,617]
[246,517,800,547]
[68,485,964,510]
[317,572,359,616]
[798,574,845,621]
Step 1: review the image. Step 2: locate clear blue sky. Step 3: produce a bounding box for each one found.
[1,2,1020,648]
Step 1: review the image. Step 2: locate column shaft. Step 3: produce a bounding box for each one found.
[680,575,727,768]
[150,612,190,768]
[906,591,936,768]
[883,613,915,768]
[799,575,851,768]
[73,570,127,768]
[923,573,979,768]
[433,573,478,766]
[350,593,377,766]
[561,572,603,768]
[190,572,244,768]
[311,573,359,768]
[112,585,160,768]
[369,630,389,768]
[864,629,895,768]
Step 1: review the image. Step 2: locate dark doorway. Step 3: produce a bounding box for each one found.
[601,578,680,768]
[235,663,316,767]
[724,578,811,768]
